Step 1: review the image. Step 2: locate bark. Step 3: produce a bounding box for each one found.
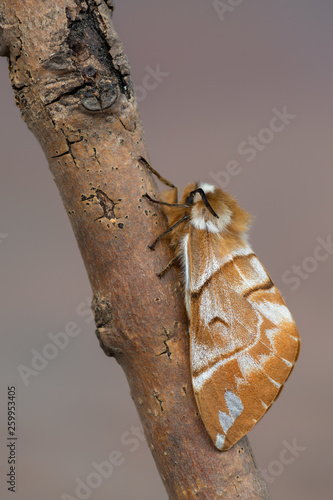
[0,1,271,498]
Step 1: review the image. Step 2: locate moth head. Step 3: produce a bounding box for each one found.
[181,183,251,235]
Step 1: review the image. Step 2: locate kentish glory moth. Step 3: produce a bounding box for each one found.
[142,159,300,451]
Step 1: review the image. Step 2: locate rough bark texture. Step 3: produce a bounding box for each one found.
[0,1,271,498]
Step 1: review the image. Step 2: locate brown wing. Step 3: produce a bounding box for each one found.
[187,228,300,451]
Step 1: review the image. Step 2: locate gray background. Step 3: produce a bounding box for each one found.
[1,1,332,499]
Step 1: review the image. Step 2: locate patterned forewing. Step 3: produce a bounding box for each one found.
[188,231,300,451]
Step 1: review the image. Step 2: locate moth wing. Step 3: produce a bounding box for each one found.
[187,229,300,451]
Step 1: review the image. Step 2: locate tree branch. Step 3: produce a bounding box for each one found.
[0,1,271,498]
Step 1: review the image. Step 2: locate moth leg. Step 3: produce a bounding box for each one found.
[143,193,188,209]
[148,215,188,250]
[157,256,179,279]
[139,156,178,203]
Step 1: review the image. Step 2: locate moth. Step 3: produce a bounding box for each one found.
[140,157,300,451]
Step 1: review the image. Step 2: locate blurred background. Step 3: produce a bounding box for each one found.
[0,1,332,499]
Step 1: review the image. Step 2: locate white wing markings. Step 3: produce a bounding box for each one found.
[215,433,225,450]
[219,391,244,434]
[190,243,253,292]
[252,300,293,326]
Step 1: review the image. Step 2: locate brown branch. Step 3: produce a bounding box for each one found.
[0,1,271,498]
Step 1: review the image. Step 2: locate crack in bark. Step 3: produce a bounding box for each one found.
[12,81,29,90]
[95,189,118,220]
[81,194,95,201]
[66,137,79,166]
[51,136,83,158]
[157,327,171,359]
[233,483,240,497]
[44,81,86,107]
[153,390,164,412]
[93,147,101,167]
